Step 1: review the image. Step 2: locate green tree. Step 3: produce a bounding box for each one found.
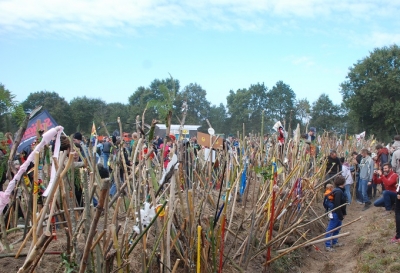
[175,83,210,125]
[267,81,296,130]
[340,45,400,141]
[295,98,311,129]
[310,94,342,133]
[226,88,250,134]
[128,77,180,124]
[104,102,132,134]
[22,91,74,133]
[0,85,26,134]
[226,83,268,135]
[69,96,107,135]
[0,83,18,132]
[205,103,228,135]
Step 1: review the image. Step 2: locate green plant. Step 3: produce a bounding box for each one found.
[61,253,78,273]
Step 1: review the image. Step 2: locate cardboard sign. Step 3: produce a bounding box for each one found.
[197,132,223,149]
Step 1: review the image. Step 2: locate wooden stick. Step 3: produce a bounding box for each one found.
[17,233,52,273]
[78,179,110,273]
[32,152,39,245]
[90,230,106,252]
[197,225,201,273]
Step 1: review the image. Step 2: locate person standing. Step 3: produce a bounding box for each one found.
[304,127,316,142]
[340,157,354,204]
[325,150,342,186]
[325,175,347,251]
[391,135,400,176]
[102,137,112,170]
[376,144,389,169]
[391,181,400,243]
[358,149,374,210]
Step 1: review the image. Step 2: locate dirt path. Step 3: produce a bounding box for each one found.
[300,199,397,273]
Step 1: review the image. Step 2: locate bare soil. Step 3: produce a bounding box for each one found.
[299,198,399,273]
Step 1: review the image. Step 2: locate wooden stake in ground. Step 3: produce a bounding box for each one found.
[79,178,110,273]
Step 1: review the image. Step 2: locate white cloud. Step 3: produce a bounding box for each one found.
[285,55,315,67]
[0,0,399,38]
[365,32,400,48]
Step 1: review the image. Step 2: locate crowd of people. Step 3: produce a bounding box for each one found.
[323,134,400,251]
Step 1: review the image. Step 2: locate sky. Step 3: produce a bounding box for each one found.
[1,0,399,108]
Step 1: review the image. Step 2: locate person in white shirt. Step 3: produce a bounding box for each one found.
[340,157,354,204]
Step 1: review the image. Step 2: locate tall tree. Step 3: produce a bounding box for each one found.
[310,94,342,133]
[226,83,268,135]
[267,81,296,130]
[175,83,210,125]
[341,45,400,141]
[104,102,132,134]
[295,98,311,130]
[69,96,107,135]
[226,89,252,135]
[128,77,180,124]
[22,91,74,133]
[205,103,228,135]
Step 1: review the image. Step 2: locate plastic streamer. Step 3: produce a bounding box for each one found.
[0,126,63,212]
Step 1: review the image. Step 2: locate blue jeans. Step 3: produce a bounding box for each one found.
[103,153,110,170]
[325,212,342,247]
[358,179,370,203]
[374,190,396,211]
[344,184,352,204]
[110,182,117,196]
[355,173,361,201]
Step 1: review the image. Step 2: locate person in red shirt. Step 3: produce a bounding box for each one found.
[163,135,176,169]
[373,163,399,214]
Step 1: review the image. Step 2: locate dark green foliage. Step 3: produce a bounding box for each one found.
[310,94,343,133]
[174,83,210,125]
[129,77,180,125]
[69,96,107,135]
[341,45,400,141]
[268,81,297,130]
[0,83,20,132]
[226,83,269,135]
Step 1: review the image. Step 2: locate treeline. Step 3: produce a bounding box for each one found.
[1,79,344,137]
[1,44,399,141]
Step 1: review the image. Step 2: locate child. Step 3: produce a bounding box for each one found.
[324,183,335,219]
[325,175,347,251]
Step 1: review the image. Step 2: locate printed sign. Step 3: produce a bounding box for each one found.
[18,110,58,153]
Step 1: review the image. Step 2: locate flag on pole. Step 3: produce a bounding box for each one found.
[91,121,97,139]
[355,131,365,141]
